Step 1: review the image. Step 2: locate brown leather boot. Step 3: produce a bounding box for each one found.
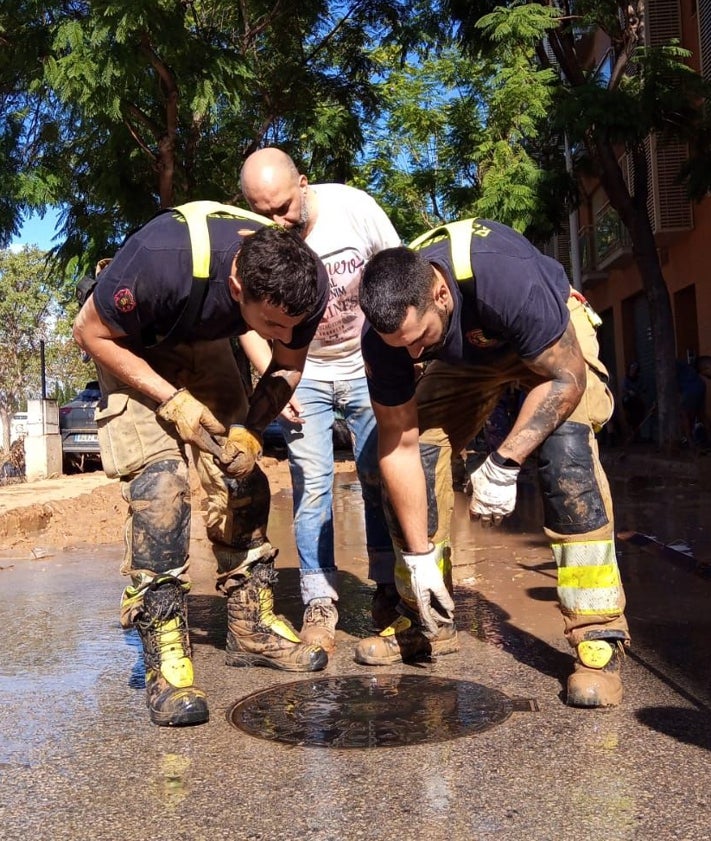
[371,583,400,631]
[300,598,339,653]
[225,561,328,672]
[132,576,209,727]
[567,639,624,707]
[354,614,459,665]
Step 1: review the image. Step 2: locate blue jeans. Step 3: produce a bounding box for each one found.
[280,377,395,604]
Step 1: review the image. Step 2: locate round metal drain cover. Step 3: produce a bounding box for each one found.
[228,674,518,748]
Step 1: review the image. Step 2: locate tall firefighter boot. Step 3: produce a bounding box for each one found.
[126,574,209,727]
[223,558,328,672]
[567,637,625,708]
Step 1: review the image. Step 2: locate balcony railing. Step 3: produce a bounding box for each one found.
[594,204,633,269]
[578,225,607,288]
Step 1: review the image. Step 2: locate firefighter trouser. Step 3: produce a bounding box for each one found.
[397,292,629,647]
[94,339,272,585]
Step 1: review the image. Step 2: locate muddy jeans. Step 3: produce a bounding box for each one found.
[94,339,270,584]
[398,292,629,647]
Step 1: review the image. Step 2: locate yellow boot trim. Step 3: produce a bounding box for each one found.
[157,618,194,688]
[257,587,301,643]
[380,615,412,637]
[578,639,614,669]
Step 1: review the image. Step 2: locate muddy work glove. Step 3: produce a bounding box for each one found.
[156,389,225,457]
[218,424,263,478]
[469,451,520,527]
[402,545,455,635]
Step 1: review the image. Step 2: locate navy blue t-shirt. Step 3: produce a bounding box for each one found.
[92,209,328,350]
[362,219,571,406]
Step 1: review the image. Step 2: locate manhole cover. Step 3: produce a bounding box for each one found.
[227,674,537,748]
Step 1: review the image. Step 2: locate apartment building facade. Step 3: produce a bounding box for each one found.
[545,0,710,435]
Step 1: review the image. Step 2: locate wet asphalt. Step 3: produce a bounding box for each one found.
[1,452,711,841]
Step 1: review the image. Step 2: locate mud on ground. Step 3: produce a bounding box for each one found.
[1,455,357,554]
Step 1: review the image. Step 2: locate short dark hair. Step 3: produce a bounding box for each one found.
[360,247,435,334]
[235,227,321,317]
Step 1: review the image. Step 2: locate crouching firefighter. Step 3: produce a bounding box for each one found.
[73,201,331,726]
[356,217,630,708]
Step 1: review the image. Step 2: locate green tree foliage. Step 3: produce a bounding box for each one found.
[0,246,87,452]
[1,0,409,272]
[356,10,569,243]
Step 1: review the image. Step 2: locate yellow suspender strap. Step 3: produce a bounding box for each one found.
[409,218,476,281]
[172,200,276,279]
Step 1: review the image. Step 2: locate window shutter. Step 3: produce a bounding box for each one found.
[699,0,711,81]
[645,135,693,232]
[644,0,682,45]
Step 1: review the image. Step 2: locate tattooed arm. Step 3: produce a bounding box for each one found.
[497,321,586,465]
[245,340,308,434]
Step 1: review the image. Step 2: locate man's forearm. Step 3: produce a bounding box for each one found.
[86,336,175,404]
[380,448,430,553]
[498,379,581,465]
[74,298,175,404]
[245,364,302,434]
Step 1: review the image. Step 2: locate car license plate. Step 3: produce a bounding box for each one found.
[74,434,98,442]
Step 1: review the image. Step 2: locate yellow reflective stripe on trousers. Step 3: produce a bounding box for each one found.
[553,540,623,615]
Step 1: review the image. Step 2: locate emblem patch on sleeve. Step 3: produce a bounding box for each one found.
[465,329,502,348]
[114,288,136,313]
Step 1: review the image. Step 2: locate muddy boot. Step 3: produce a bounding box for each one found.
[131,576,209,727]
[567,639,624,708]
[371,583,400,631]
[225,561,328,672]
[300,598,339,653]
[354,613,459,666]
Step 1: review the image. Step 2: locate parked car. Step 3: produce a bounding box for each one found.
[262,417,352,456]
[59,381,102,472]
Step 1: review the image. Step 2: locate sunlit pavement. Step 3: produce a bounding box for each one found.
[1,461,710,841]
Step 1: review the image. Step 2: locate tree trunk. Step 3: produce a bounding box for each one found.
[592,136,681,452]
[1,408,10,455]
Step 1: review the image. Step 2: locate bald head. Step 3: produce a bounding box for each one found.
[240,147,313,236]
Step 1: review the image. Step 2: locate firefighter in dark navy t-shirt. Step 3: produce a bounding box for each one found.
[73,202,330,727]
[355,217,629,709]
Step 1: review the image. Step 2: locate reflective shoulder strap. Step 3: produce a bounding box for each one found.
[409,218,476,282]
[172,201,276,279]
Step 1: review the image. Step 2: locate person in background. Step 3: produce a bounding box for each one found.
[239,148,401,652]
[621,361,647,443]
[677,355,711,448]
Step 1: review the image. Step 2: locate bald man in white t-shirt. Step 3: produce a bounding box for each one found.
[239,147,402,652]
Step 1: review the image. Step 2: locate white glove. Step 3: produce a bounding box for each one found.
[402,545,455,635]
[469,452,520,527]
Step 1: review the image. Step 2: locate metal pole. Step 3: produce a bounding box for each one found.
[40,339,47,399]
[564,133,583,292]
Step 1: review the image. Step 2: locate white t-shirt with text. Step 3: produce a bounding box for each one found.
[303,183,401,380]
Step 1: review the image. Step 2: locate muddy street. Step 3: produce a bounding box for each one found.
[1,459,711,840]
